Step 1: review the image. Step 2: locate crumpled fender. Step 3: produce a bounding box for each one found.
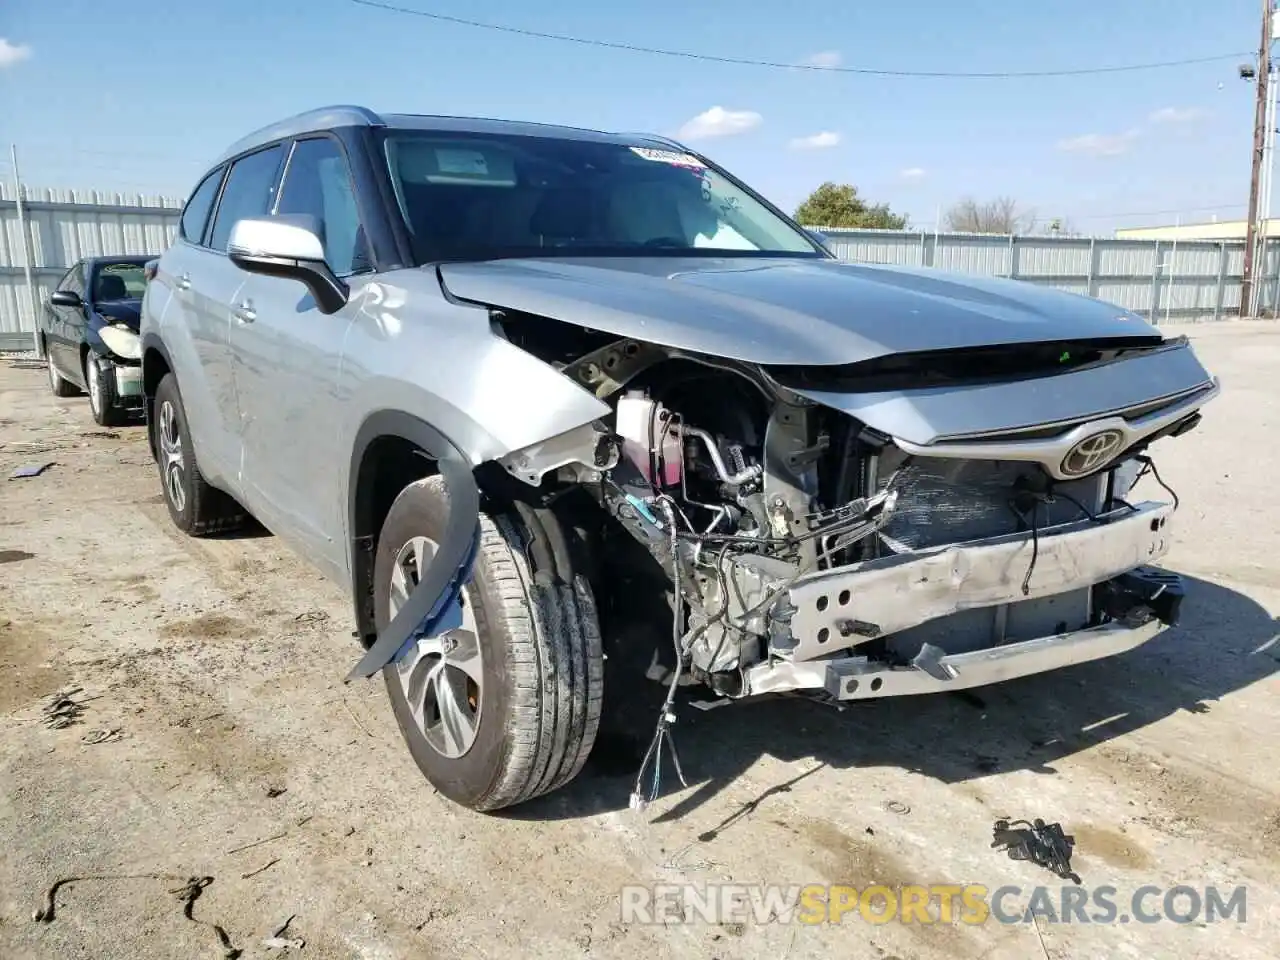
[344,410,481,681]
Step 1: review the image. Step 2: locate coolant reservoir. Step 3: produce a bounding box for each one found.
[616,392,682,487]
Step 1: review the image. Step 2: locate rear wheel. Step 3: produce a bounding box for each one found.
[153,373,246,536]
[46,350,76,397]
[376,476,604,812]
[86,354,127,427]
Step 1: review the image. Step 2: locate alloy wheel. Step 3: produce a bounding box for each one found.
[157,399,186,514]
[88,360,102,416]
[389,535,483,759]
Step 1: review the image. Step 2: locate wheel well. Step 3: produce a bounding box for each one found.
[143,347,171,401]
[142,348,172,455]
[350,435,440,644]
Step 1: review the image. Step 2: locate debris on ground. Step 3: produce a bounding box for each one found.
[991,817,1081,884]
[293,611,328,624]
[225,831,289,855]
[883,800,911,816]
[41,688,89,729]
[80,727,123,745]
[80,431,120,440]
[9,462,55,480]
[32,872,241,958]
[262,914,305,951]
[341,699,376,739]
[239,858,280,880]
[265,785,287,798]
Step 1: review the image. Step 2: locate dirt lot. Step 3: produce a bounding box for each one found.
[1,321,1277,960]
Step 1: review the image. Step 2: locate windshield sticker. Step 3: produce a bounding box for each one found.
[435,148,490,177]
[630,147,706,170]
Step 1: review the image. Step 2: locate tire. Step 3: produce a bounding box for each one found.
[153,373,246,536]
[86,354,128,427]
[376,475,604,812]
[46,349,77,397]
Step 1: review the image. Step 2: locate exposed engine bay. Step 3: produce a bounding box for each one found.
[494,323,1210,724]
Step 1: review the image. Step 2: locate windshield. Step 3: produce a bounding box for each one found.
[382,131,823,264]
[92,262,146,301]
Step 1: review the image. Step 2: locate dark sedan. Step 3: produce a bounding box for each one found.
[42,255,155,426]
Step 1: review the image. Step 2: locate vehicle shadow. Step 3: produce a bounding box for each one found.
[206,515,274,540]
[504,572,1278,822]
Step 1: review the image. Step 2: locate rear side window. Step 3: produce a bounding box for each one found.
[180,168,223,244]
[208,145,286,253]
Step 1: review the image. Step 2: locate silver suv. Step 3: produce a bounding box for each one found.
[141,105,1218,813]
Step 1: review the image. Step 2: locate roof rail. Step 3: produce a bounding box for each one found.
[213,105,384,165]
[618,132,691,150]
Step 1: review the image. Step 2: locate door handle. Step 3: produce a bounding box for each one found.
[233,301,256,324]
[176,273,191,291]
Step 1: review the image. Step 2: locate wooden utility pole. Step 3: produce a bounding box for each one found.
[1243,0,1272,317]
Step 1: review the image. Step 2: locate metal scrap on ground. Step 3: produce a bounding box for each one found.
[9,462,54,479]
[41,688,88,729]
[80,727,123,745]
[262,914,305,951]
[991,817,1082,884]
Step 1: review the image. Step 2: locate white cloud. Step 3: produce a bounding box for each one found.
[789,131,841,150]
[0,38,32,68]
[899,166,927,181]
[676,106,762,141]
[799,50,842,69]
[1055,130,1140,157]
[1148,106,1208,125]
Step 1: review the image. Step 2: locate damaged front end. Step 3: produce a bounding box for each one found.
[493,325,1215,709]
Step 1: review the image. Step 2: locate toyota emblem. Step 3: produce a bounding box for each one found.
[1060,430,1124,477]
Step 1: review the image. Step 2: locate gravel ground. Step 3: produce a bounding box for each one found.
[1,321,1277,960]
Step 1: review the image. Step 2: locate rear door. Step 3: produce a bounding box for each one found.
[158,164,244,486]
[230,135,369,581]
[172,146,286,492]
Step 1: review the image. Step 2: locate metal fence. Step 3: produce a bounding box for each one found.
[0,182,181,351]
[3,186,1278,351]
[814,227,1280,324]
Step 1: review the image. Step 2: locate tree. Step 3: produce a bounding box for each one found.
[794,182,908,230]
[945,196,1037,234]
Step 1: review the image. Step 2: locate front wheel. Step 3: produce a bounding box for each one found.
[376,476,604,812]
[86,354,127,427]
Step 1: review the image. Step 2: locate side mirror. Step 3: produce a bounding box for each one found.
[226,214,349,314]
[805,228,832,252]
[50,290,83,308]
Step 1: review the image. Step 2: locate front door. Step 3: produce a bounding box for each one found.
[230,135,367,582]
[47,263,85,381]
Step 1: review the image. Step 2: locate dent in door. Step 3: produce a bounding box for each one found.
[231,274,355,582]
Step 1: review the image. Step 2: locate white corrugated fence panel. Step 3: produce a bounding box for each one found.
[1,183,182,338]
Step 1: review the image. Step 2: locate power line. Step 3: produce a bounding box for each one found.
[1071,201,1246,221]
[349,0,1250,79]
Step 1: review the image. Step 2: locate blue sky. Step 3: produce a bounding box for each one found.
[0,0,1264,233]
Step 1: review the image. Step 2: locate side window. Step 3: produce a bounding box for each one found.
[180,168,224,245]
[276,137,370,275]
[55,264,79,292]
[208,145,286,253]
[64,265,85,297]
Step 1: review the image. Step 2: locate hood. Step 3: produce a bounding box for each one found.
[93,299,142,331]
[437,257,1162,366]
